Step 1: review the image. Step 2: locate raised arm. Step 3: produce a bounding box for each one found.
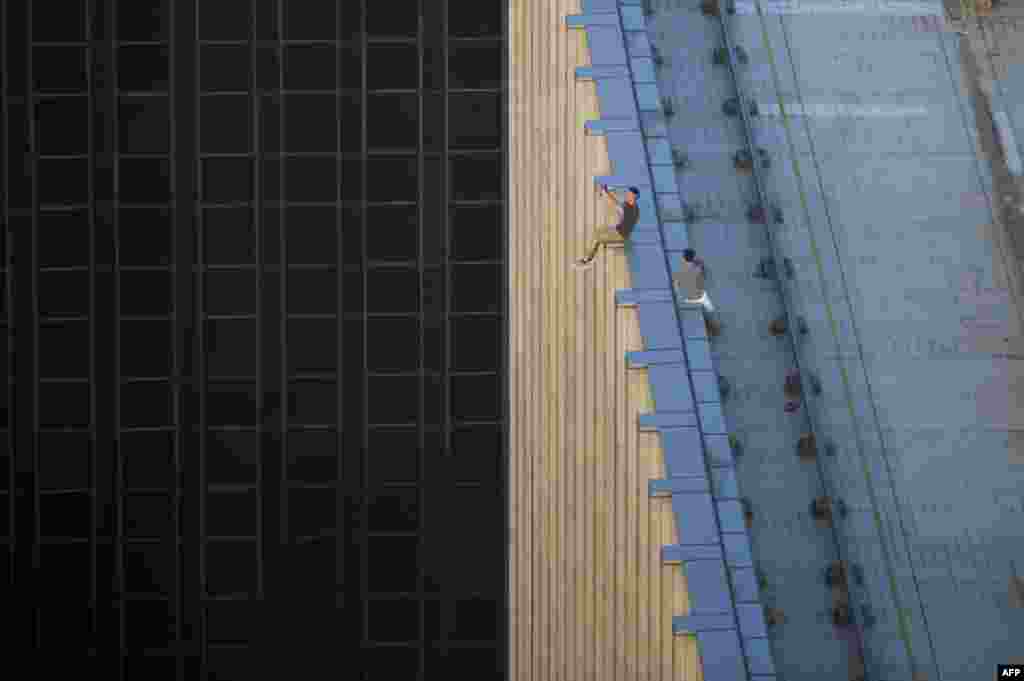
[602,185,621,209]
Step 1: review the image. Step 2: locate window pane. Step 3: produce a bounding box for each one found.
[118,45,170,92]
[285,45,336,91]
[37,210,89,267]
[368,45,418,90]
[367,268,418,314]
[367,317,419,372]
[207,318,259,377]
[449,41,502,89]
[32,0,88,41]
[368,375,418,424]
[285,94,338,152]
[120,95,171,154]
[451,263,501,314]
[450,154,501,201]
[451,374,500,421]
[201,95,251,154]
[449,94,501,150]
[367,94,418,151]
[37,96,88,155]
[451,316,501,372]
[366,0,418,37]
[200,46,251,93]
[450,205,502,261]
[204,207,256,265]
[366,205,417,261]
[33,47,89,93]
[119,0,169,41]
[120,207,173,266]
[367,158,416,202]
[198,0,251,41]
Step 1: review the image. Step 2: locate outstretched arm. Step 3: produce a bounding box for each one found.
[602,185,620,209]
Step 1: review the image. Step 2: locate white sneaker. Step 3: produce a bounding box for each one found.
[573,257,594,270]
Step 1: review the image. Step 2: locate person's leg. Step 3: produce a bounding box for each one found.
[700,292,721,336]
[577,226,623,264]
[701,292,715,315]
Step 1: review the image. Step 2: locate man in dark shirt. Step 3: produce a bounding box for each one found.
[573,185,640,269]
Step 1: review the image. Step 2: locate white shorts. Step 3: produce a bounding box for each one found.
[684,291,715,314]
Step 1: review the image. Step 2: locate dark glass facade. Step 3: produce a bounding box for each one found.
[2,1,506,677]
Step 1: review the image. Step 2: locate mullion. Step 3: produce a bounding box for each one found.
[110,0,127,665]
[0,0,11,584]
[335,0,347,616]
[360,0,371,664]
[277,0,289,562]
[499,3,509,676]
[249,0,265,600]
[24,0,43,650]
[173,0,202,673]
[441,1,451,660]
[416,1,426,678]
[84,0,102,660]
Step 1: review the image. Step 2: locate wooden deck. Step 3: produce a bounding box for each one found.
[508,2,702,679]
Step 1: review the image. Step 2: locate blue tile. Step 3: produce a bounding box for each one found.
[671,492,719,545]
[660,427,703,477]
[631,57,657,84]
[703,434,734,467]
[679,307,708,339]
[684,337,714,371]
[623,30,652,57]
[737,603,768,640]
[637,303,683,350]
[636,83,661,112]
[565,13,619,29]
[628,246,671,290]
[717,500,746,534]
[614,288,673,306]
[698,403,727,434]
[606,131,648,176]
[629,226,662,245]
[638,411,698,430]
[690,369,720,403]
[582,0,620,10]
[647,138,673,166]
[620,5,644,30]
[711,467,740,500]
[641,110,668,138]
[723,533,753,567]
[597,79,639,119]
[662,543,722,563]
[685,559,733,612]
[696,630,746,681]
[730,566,760,603]
[657,193,685,222]
[744,638,776,675]
[634,192,658,220]
[626,349,684,368]
[648,364,695,414]
[584,118,639,135]
[574,65,630,80]
[650,475,709,497]
[662,222,690,251]
[673,611,735,634]
[651,165,677,193]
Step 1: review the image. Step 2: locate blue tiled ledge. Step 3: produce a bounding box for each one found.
[569,3,777,680]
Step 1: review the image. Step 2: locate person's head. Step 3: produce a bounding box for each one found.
[626,186,640,204]
[682,248,696,262]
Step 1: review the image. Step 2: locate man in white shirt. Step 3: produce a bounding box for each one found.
[673,248,719,335]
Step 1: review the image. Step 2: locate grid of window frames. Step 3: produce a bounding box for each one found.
[5,0,505,678]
